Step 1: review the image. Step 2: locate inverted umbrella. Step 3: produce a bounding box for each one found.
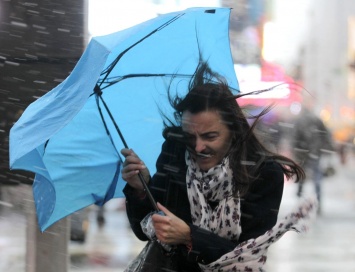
[9,7,239,231]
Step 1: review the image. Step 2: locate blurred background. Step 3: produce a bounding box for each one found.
[0,0,354,271]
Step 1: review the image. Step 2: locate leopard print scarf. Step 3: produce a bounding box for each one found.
[186,151,318,272]
[186,152,241,241]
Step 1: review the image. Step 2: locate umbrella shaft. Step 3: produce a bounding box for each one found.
[138,172,159,212]
[95,83,159,212]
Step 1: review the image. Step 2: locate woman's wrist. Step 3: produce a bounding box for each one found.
[185,232,193,253]
[182,225,193,250]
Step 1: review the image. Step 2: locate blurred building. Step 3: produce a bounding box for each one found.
[0,0,87,185]
[222,0,354,148]
[221,0,265,65]
[304,0,355,146]
[264,0,355,145]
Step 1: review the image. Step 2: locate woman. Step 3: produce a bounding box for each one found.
[121,63,311,271]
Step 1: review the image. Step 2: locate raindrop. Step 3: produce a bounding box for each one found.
[27,10,39,15]
[34,42,47,47]
[278,122,294,129]
[37,30,50,35]
[9,15,22,20]
[0,201,14,208]
[5,61,20,66]
[10,21,28,28]
[33,80,46,84]
[10,34,23,38]
[58,28,70,33]
[52,9,66,15]
[22,2,38,7]
[25,54,38,60]
[8,178,20,183]
[14,47,28,52]
[240,160,256,166]
[12,77,25,82]
[33,24,46,30]
[8,97,21,102]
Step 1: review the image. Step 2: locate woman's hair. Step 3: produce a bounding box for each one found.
[164,62,305,196]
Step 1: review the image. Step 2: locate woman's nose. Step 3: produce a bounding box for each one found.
[195,138,205,153]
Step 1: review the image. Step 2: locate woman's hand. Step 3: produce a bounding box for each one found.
[152,203,192,246]
[120,148,150,191]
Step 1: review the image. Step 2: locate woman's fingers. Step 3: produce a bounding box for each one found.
[152,203,191,245]
[121,148,134,157]
[121,149,141,163]
[121,149,144,171]
[122,160,146,173]
[121,168,139,180]
[156,202,171,216]
[120,148,150,190]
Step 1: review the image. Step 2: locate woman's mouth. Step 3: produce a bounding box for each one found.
[186,146,213,159]
[196,152,213,158]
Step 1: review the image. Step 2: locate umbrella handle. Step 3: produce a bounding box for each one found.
[138,172,159,212]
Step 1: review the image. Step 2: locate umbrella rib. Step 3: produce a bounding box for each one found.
[100,73,192,90]
[99,73,240,94]
[94,86,159,212]
[94,85,129,148]
[99,13,185,87]
[94,92,122,155]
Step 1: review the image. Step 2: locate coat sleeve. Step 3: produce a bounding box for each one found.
[186,225,236,265]
[123,183,154,241]
[238,161,284,242]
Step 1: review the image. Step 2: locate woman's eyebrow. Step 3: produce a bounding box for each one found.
[200,131,219,137]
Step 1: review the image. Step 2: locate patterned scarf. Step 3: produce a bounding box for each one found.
[186,153,241,241]
[186,151,318,272]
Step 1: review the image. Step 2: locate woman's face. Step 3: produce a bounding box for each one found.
[182,110,233,171]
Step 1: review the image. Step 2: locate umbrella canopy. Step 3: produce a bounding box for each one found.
[9,7,239,231]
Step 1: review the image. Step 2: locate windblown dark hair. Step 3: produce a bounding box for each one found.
[164,62,305,196]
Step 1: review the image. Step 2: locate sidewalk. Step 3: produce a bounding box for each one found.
[0,198,146,272]
[69,203,145,272]
[266,154,355,272]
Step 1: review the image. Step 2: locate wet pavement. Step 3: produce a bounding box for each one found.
[69,207,145,272]
[265,155,355,272]
[0,154,354,272]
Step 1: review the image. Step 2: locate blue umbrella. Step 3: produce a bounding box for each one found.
[9,7,239,232]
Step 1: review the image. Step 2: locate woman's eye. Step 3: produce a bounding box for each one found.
[204,134,218,140]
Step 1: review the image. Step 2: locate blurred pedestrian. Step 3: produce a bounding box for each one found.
[121,63,315,271]
[292,105,334,214]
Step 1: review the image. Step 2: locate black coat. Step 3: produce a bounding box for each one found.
[124,136,284,271]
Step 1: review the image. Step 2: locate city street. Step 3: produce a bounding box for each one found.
[1,1,355,272]
[0,154,354,272]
